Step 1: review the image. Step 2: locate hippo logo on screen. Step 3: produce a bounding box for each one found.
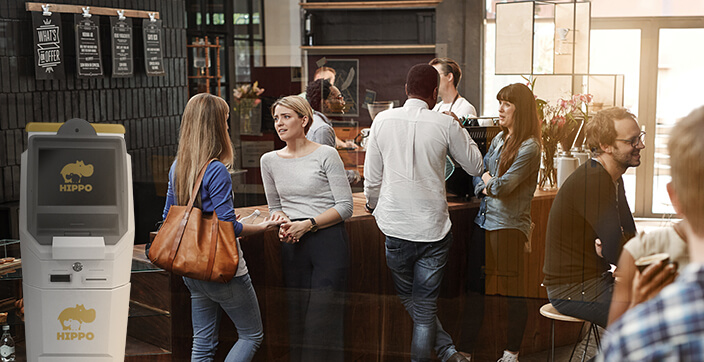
[59,161,94,192]
[56,304,96,341]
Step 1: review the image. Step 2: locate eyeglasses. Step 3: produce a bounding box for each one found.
[615,131,646,148]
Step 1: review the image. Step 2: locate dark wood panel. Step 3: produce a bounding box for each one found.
[161,191,579,361]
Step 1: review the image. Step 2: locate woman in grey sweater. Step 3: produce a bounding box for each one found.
[260,95,353,362]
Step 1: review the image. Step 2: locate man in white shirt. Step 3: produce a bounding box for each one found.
[364,64,483,362]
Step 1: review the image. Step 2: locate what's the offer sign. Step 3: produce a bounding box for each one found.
[32,12,65,80]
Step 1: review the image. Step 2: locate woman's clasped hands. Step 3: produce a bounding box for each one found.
[278,219,313,244]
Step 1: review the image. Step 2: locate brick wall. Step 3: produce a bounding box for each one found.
[0,0,187,239]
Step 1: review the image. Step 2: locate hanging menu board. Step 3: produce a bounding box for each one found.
[142,19,165,76]
[74,14,104,77]
[32,12,65,80]
[110,16,133,77]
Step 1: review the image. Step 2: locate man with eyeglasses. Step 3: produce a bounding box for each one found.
[542,107,643,329]
[600,106,704,361]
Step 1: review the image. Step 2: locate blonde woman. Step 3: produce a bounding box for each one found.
[162,93,283,362]
[260,95,353,362]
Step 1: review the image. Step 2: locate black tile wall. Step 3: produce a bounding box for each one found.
[0,0,187,203]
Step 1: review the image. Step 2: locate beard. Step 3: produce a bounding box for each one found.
[614,147,641,169]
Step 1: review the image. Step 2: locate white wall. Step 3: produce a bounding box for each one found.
[263,0,301,67]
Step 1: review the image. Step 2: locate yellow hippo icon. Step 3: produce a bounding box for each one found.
[60,161,94,183]
[58,304,96,331]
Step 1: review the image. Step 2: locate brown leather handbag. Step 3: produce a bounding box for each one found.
[148,159,239,283]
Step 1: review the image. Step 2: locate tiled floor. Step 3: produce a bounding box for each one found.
[520,332,601,362]
[472,328,601,361]
[514,218,673,362]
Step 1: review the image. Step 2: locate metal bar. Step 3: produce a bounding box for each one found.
[204,36,210,93]
[26,2,159,19]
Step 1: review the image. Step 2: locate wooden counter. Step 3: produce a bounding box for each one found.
[168,190,583,361]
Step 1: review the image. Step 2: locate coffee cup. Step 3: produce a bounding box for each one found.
[635,253,670,273]
[479,119,495,127]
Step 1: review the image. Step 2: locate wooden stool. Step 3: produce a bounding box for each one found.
[539,303,601,362]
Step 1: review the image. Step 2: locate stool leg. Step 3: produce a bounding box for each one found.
[547,319,555,362]
[593,324,601,350]
[568,322,586,362]
[580,323,594,362]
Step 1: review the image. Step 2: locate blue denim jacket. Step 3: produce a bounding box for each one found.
[473,131,541,239]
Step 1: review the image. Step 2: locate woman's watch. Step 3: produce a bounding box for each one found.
[308,218,318,232]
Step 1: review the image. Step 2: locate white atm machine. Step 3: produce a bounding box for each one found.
[20,119,134,361]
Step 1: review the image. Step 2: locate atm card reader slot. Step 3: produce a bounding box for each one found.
[83,276,109,283]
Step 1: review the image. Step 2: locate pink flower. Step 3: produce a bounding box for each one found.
[552,115,565,126]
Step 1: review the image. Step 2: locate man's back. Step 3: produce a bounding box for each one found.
[601,264,704,361]
[363,98,482,242]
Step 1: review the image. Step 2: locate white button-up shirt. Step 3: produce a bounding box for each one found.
[364,98,483,242]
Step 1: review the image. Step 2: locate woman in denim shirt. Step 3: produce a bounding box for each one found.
[463,83,541,362]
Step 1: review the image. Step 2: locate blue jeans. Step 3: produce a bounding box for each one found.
[546,272,614,328]
[183,273,264,362]
[385,232,458,362]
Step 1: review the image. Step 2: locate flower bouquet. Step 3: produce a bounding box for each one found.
[234,82,265,134]
[536,93,592,189]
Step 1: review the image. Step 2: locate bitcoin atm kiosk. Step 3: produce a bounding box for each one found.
[20,119,133,361]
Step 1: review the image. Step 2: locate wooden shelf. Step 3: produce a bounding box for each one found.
[26,2,160,19]
[125,336,171,361]
[300,1,443,10]
[301,44,436,55]
[129,300,170,318]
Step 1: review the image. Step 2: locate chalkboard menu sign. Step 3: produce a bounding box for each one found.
[110,17,133,77]
[32,12,65,80]
[74,14,104,77]
[142,19,165,76]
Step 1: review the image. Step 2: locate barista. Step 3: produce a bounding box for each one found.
[429,58,477,123]
[429,57,476,198]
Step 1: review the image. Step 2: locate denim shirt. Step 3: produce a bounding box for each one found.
[473,131,541,239]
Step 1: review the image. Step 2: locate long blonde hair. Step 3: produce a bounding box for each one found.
[174,93,233,205]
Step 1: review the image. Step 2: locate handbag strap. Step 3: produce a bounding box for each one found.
[186,159,218,209]
[205,216,219,279]
[167,159,219,266]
